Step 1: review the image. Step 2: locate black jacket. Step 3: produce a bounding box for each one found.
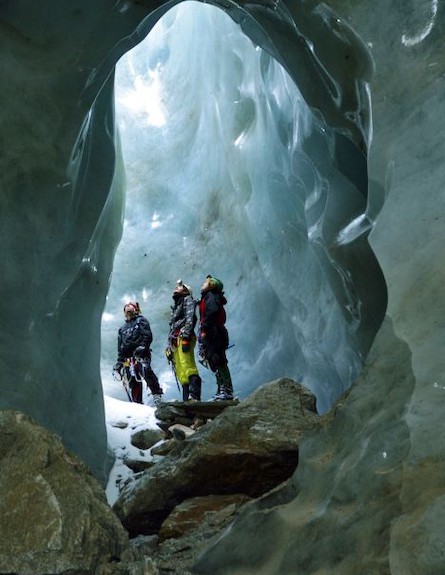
[169,294,197,339]
[117,314,153,361]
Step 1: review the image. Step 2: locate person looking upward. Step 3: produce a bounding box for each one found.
[113,302,163,405]
[168,280,202,402]
[198,275,234,401]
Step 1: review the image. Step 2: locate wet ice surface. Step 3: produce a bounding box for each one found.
[101,2,384,413]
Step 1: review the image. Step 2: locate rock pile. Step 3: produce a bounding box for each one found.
[113,378,319,538]
[0,378,319,575]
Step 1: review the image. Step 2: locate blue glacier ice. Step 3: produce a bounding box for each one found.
[2,0,445,570]
[101,1,385,413]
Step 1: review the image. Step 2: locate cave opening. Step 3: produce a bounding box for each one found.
[100,0,384,413]
[101,0,302,405]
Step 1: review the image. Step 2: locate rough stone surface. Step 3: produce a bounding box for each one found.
[130,428,164,450]
[122,457,155,473]
[0,410,129,575]
[124,470,299,574]
[113,379,319,536]
[169,423,196,441]
[159,494,251,541]
[155,401,240,433]
[151,439,176,456]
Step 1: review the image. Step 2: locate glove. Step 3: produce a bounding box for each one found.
[134,346,145,358]
[113,362,123,373]
[181,338,190,353]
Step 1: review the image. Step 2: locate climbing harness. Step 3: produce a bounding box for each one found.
[112,356,146,402]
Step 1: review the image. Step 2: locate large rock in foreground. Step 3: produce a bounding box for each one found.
[113,378,319,536]
[193,318,419,575]
[0,410,129,575]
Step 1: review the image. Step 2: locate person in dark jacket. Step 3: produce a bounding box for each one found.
[113,302,163,405]
[168,279,202,401]
[198,275,234,400]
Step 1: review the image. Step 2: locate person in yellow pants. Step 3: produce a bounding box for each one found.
[168,280,202,401]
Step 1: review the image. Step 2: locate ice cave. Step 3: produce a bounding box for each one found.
[1,0,445,573]
[101,1,386,413]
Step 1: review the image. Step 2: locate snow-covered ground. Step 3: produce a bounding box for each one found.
[104,395,161,505]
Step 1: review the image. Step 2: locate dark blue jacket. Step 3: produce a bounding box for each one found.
[117,314,153,361]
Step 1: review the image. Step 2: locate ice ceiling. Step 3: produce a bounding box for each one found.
[101,1,386,411]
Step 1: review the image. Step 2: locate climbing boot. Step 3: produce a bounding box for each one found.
[213,387,234,401]
[213,365,233,400]
[152,394,163,406]
[189,374,202,401]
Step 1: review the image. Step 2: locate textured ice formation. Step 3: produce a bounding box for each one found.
[102,2,385,412]
[2,0,445,571]
[0,0,385,479]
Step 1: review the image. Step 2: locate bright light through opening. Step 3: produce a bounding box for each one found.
[116,66,167,127]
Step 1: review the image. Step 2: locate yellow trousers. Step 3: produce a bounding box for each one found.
[172,337,200,385]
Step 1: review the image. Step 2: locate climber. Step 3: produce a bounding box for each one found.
[113,302,163,406]
[167,279,202,401]
[198,275,234,401]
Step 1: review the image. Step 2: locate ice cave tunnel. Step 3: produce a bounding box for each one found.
[100,1,386,414]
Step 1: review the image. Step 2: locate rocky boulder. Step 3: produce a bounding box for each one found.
[154,400,240,433]
[0,410,129,575]
[158,494,251,541]
[130,428,164,450]
[113,378,319,536]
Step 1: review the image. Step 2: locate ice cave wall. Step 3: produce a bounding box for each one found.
[194,2,445,573]
[101,2,386,410]
[325,0,445,485]
[1,0,444,525]
[0,0,152,480]
[0,0,382,479]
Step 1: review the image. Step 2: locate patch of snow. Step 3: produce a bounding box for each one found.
[104,395,160,505]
